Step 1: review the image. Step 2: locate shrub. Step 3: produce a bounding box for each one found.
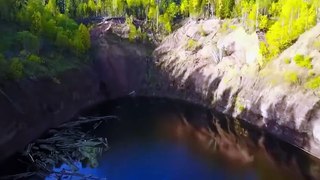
[56,14,78,31]
[9,58,24,79]
[313,40,320,51]
[293,54,313,69]
[259,15,269,30]
[305,76,320,89]
[284,58,291,64]
[42,19,58,40]
[235,97,245,112]
[220,20,230,32]
[128,22,138,42]
[186,39,200,52]
[284,71,299,84]
[308,70,316,77]
[16,31,40,54]
[72,24,90,54]
[28,54,42,64]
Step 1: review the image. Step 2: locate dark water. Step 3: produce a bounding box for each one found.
[2,97,320,180]
[48,97,320,180]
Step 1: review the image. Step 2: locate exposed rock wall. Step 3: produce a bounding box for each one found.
[0,31,155,161]
[154,19,320,158]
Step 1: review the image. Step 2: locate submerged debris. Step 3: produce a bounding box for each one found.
[1,116,118,180]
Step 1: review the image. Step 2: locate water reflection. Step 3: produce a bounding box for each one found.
[66,97,320,180]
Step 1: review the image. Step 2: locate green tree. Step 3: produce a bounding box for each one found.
[263,0,317,63]
[88,0,97,15]
[180,0,189,16]
[46,0,58,15]
[215,0,235,18]
[72,24,90,54]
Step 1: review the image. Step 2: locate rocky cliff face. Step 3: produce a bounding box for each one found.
[0,29,154,161]
[154,19,320,158]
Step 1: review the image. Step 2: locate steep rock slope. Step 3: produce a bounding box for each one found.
[154,19,320,158]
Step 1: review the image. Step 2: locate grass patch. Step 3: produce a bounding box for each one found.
[293,54,313,69]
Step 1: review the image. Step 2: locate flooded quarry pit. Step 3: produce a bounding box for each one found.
[1,97,320,180]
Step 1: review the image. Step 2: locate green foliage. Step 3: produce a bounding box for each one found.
[235,97,245,112]
[264,0,317,62]
[284,58,291,64]
[17,31,40,54]
[0,0,93,80]
[56,31,70,50]
[180,0,189,16]
[13,0,91,56]
[293,54,313,69]
[220,20,230,32]
[46,0,58,15]
[1,0,319,82]
[71,24,91,55]
[186,39,201,52]
[215,0,235,18]
[9,58,24,80]
[284,71,299,84]
[258,15,269,30]
[128,17,138,41]
[158,2,179,33]
[259,41,269,65]
[308,70,316,77]
[31,11,42,34]
[305,76,320,90]
[28,54,42,64]
[78,24,91,51]
[0,0,21,21]
[247,3,257,30]
[313,38,320,51]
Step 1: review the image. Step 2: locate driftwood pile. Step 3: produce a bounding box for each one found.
[1,115,118,180]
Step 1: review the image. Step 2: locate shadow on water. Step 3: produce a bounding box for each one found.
[1,97,320,180]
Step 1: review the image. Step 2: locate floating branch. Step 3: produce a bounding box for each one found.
[1,115,116,180]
